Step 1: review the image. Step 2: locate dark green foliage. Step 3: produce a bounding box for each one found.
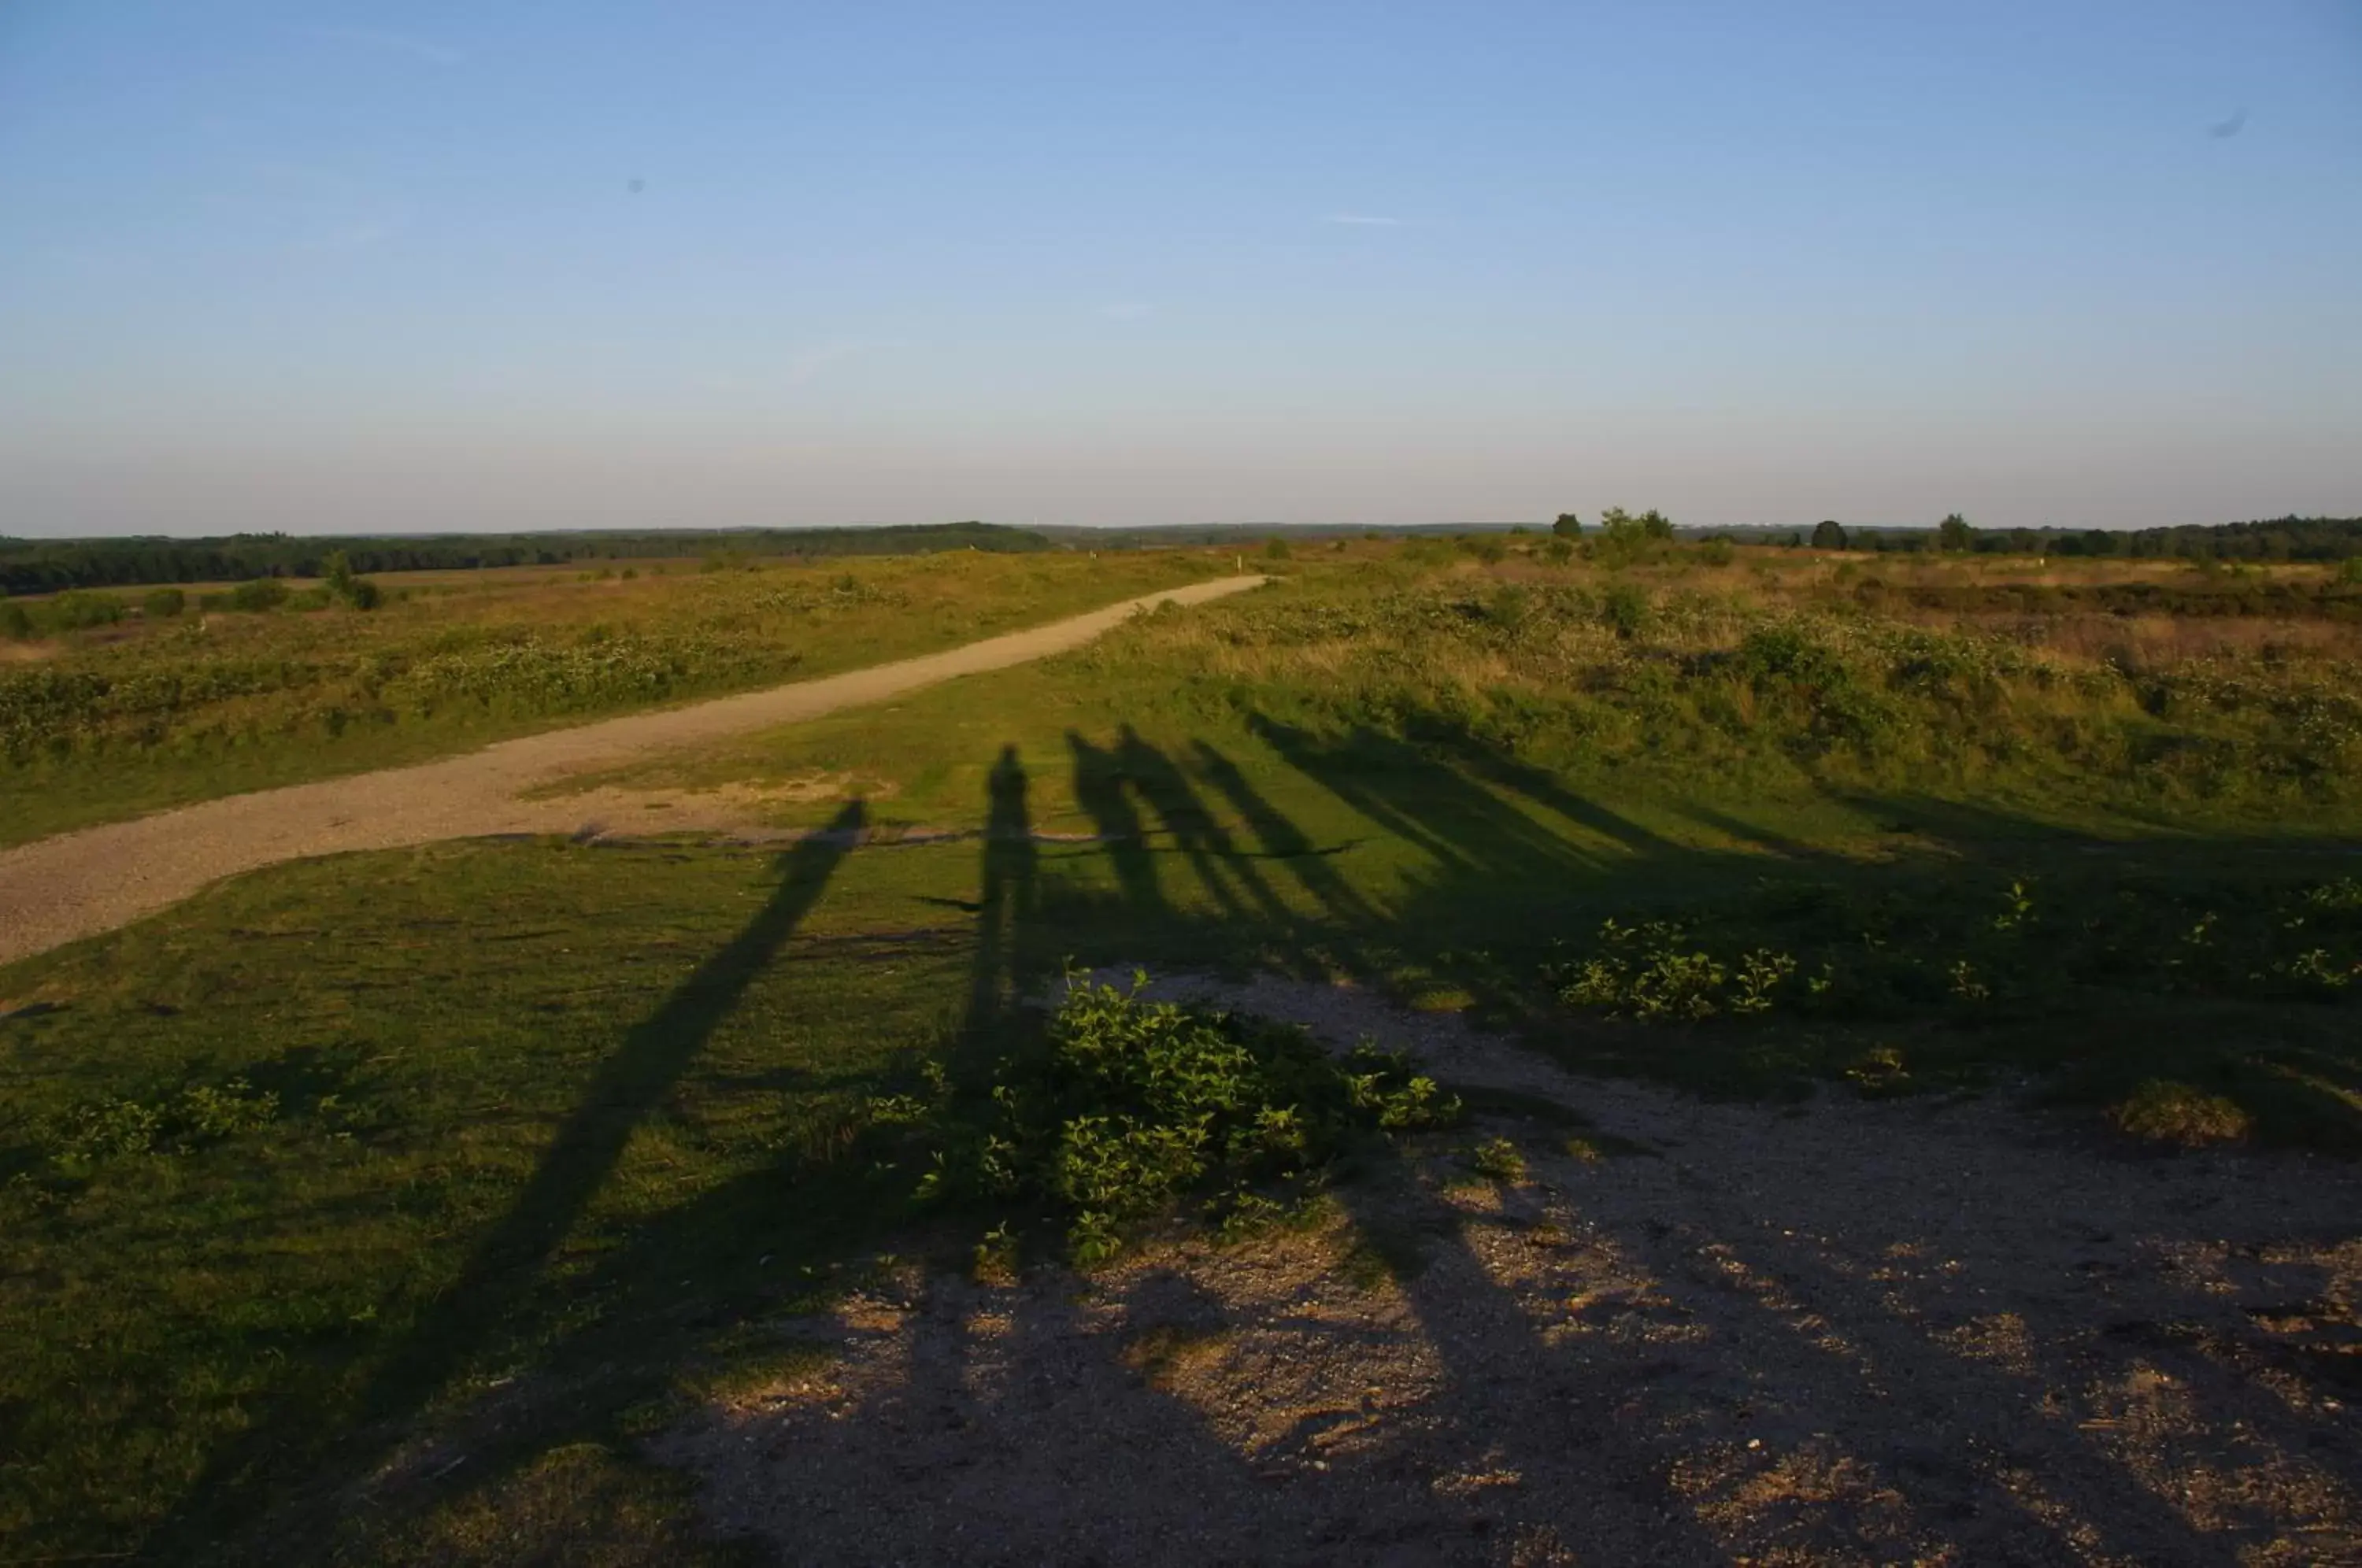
[1263,536,1293,561]
[224,578,291,612]
[1599,582,1652,640]
[1812,519,1849,550]
[1591,508,1674,566]
[0,522,1054,595]
[1972,516,2362,562]
[1553,512,1583,538]
[912,974,1460,1263]
[322,551,382,610]
[1938,513,1974,552]
[142,586,186,618]
[46,590,124,631]
[1,601,31,639]
[1864,574,2362,624]
[1551,872,2362,1029]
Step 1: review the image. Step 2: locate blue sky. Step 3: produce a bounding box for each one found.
[2,1,2357,536]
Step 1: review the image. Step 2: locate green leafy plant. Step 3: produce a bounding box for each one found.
[225,578,291,613]
[1468,1136,1527,1182]
[922,974,1460,1263]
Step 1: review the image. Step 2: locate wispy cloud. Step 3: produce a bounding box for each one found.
[305,25,463,66]
[1320,212,1404,227]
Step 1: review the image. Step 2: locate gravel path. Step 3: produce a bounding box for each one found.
[0,575,1265,967]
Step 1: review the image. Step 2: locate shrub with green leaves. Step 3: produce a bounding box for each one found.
[913,974,1460,1263]
[224,578,291,613]
[46,591,125,631]
[1552,872,2362,1029]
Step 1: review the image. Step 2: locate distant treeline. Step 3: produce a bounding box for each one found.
[1736,516,2362,561]
[0,521,1048,595]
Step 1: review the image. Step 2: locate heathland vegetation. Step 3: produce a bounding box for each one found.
[0,521,1050,596]
[0,548,1209,845]
[2,532,2358,1560]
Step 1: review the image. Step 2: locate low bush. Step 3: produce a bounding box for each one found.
[1548,873,2362,1029]
[225,578,291,613]
[142,587,185,618]
[896,974,1461,1263]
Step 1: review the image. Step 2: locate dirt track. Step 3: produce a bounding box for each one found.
[0,575,1264,968]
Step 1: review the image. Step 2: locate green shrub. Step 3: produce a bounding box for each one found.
[47,591,124,631]
[226,578,291,612]
[0,601,28,639]
[1262,537,1292,561]
[1469,1136,1527,1182]
[1599,582,1652,640]
[323,551,382,611]
[1556,919,1773,1020]
[919,974,1461,1263]
[2342,557,2362,586]
[142,587,186,618]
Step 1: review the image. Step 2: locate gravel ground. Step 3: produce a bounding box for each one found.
[0,577,1263,967]
[663,974,2362,1566]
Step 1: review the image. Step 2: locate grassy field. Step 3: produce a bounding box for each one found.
[3,538,2360,1561]
[0,549,1216,845]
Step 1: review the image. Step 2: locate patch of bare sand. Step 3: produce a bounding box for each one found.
[662,974,2362,1566]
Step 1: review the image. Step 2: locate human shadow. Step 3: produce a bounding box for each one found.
[969,744,1038,1024]
[147,801,868,1559]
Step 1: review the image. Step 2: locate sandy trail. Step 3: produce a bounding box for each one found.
[0,575,1264,968]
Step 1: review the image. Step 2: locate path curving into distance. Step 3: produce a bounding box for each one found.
[0,575,1267,968]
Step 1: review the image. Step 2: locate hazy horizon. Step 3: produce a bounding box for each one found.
[5,2,2358,539]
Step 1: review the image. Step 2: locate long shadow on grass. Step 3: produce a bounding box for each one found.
[146,802,868,1560]
[142,726,2362,1558]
